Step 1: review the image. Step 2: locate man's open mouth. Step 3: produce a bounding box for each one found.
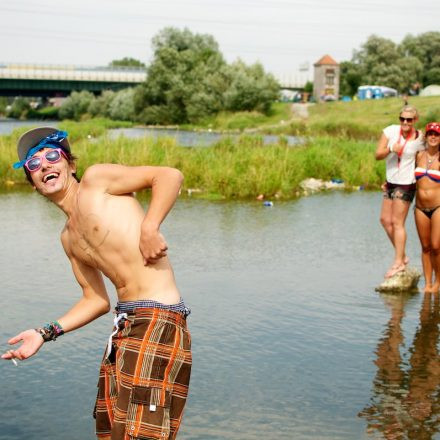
[43,173,59,183]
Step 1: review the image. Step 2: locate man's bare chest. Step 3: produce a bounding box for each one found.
[67,213,111,267]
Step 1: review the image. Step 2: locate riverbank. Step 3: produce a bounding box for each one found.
[182,95,440,139]
[5,94,438,199]
[0,128,382,199]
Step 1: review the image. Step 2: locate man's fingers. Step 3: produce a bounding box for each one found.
[8,334,24,345]
[13,351,24,361]
[2,350,21,360]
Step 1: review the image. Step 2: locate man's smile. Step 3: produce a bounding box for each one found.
[42,171,60,183]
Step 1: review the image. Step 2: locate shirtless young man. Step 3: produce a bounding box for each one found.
[1,127,192,440]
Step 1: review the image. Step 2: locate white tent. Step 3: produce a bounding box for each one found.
[420,85,440,96]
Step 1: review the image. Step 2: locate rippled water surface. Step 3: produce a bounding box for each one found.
[108,127,302,147]
[0,119,301,147]
[0,191,438,439]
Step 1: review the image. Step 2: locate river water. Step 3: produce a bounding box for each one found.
[0,119,302,147]
[0,190,438,440]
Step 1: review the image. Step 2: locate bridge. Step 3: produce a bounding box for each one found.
[0,63,147,97]
[0,63,306,97]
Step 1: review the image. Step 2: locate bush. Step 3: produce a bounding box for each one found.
[109,88,136,121]
[7,97,31,119]
[88,90,115,118]
[27,106,59,120]
[135,27,280,124]
[59,90,95,120]
[223,61,280,114]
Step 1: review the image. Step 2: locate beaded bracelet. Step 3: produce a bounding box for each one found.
[35,320,65,342]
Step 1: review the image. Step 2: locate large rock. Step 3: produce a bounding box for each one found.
[375,267,421,293]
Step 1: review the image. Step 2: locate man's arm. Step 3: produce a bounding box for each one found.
[1,250,110,362]
[82,164,184,265]
[55,254,111,332]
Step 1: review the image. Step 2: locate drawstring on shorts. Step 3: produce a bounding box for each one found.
[106,312,127,358]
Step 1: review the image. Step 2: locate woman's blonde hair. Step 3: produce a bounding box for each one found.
[400,105,419,118]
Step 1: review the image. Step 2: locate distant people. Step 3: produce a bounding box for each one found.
[375,106,425,278]
[402,93,409,106]
[414,122,440,293]
[409,82,421,96]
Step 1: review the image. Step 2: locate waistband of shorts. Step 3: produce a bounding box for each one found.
[115,298,191,317]
[386,182,416,191]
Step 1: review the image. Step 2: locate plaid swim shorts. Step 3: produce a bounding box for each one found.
[94,306,192,440]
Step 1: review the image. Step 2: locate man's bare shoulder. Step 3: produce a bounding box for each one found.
[81,164,115,188]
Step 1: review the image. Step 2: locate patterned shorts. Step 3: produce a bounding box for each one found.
[94,307,192,440]
[383,183,416,203]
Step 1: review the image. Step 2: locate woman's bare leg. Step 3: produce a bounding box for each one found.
[380,197,394,244]
[385,196,411,277]
[430,210,440,293]
[415,208,434,292]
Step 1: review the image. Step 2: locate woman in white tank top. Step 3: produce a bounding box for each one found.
[375,105,425,278]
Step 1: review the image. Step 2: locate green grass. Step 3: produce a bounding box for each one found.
[305,95,440,139]
[0,131,382,199]
[58,118,134,141]
[182,102,292,132]
[182,95,440,140]
[6,95,440,199]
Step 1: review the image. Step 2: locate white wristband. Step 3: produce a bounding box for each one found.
[389,144,394,153]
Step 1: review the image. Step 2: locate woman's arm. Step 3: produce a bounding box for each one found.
[375,133,392,160]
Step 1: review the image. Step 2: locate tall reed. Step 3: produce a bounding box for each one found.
[1,132,383,199]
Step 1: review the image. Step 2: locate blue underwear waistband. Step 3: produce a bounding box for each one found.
[115,298,191,317]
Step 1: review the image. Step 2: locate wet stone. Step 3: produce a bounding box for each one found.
[375,267,421,293]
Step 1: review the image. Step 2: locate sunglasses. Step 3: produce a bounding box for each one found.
[24,148,67,172]
[399,116,414,123]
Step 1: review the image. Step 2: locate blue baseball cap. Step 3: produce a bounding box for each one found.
[16,127,70,164]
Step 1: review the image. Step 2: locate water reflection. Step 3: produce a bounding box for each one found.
[360,293,440,439]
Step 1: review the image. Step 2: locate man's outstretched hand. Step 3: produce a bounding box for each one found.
[1,329,44,362]
[139,226,168,265]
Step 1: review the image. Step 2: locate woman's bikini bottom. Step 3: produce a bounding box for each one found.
[415,205,440,219]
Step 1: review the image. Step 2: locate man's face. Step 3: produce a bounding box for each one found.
[28,147,76,196]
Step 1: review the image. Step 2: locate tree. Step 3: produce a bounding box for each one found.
[135,27,280,124]
[303,81,313,94]
[222,60,279,113]
[59,90,94,120]
[109,57,146,68]
[400,32,440,86]
[353,35,405,90]
[7,97,30,119]
[339,61,363,97]
[135,27,226,124]
[88,90,115,118]
[342,32,440,92]
[109,88,136,121]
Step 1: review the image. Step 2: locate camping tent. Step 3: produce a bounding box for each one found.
[420,85,440,96]
[357,85,398,100]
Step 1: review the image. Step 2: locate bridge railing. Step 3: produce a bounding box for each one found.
[0,62,308,89]
[0,63,147,83]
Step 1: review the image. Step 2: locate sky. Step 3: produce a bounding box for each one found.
[1,0,439,82]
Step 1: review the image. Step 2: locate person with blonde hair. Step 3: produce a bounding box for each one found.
[414,122,440,292]
[375,105,425,278]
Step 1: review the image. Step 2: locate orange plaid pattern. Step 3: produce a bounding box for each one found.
[94,308,192,439]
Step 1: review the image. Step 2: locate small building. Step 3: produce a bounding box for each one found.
[313,55,340,102]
